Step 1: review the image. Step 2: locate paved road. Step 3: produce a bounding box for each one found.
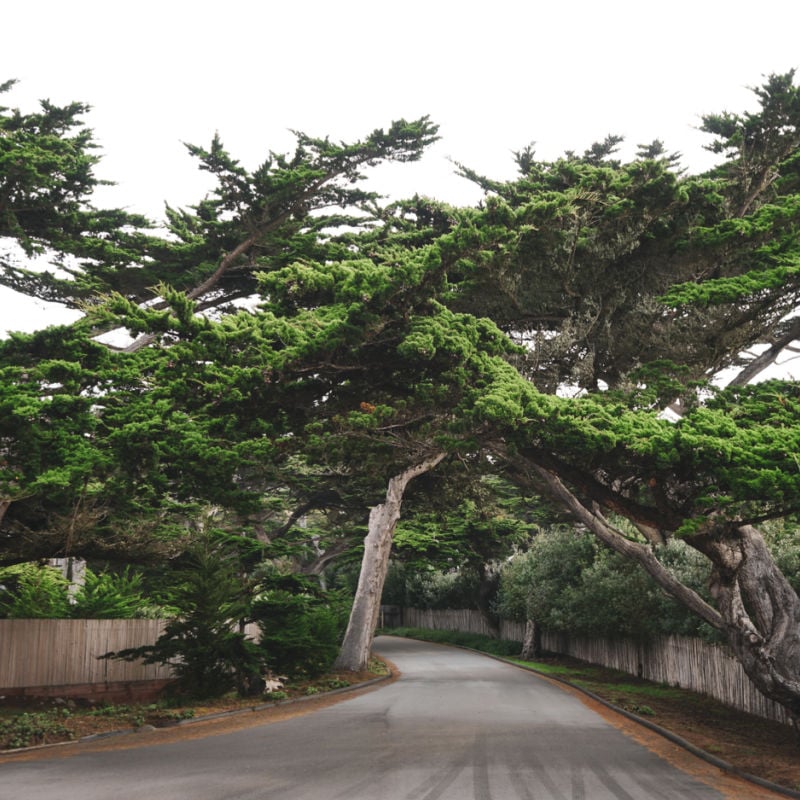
[2,636,732,799]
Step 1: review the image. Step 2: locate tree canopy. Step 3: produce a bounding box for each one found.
[2,72,800,718]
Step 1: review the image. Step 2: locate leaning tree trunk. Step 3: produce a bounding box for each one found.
[692,524,800,723]
[334,452,446,672]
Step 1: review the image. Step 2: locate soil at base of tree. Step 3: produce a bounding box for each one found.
[0,665,388,751]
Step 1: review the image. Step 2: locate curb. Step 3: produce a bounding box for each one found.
[501,657,800,800]
[0,672,394,756]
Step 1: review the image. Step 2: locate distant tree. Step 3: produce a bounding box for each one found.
[390,474,540,632]
[495,528,715,646]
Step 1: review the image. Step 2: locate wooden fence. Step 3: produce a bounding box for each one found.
[0,619,173,690]
[0,619,259,697]
[397,607,792,725]
[2,612,793,724]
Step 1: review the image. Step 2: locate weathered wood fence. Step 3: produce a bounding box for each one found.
[0,619,258,698]
[397,607,792,725]
[3,612,793,724]
[0,619,173,691]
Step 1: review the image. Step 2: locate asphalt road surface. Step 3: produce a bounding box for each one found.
[2,636,739,799]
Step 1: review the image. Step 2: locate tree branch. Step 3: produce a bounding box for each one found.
[532,465,725,631]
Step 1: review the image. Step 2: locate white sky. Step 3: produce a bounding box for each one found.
[1,0,799,339]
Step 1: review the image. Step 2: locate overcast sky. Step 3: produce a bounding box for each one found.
[2,0,799,338]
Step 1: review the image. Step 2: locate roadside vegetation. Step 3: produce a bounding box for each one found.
[0,658,388,751]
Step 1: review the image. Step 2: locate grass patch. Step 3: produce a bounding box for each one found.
[385,627,522,657]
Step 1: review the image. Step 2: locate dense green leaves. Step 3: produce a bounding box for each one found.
[3,72,800,710]
[495,529,715,641]
[108,536,265,698]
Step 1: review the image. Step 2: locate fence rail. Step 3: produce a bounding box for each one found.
[397,608,792,725]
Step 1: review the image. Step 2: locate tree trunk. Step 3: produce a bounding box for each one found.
[692,524,800,722]
[334,452,446,671]
[520,618,541,661]
[476,562,501,638]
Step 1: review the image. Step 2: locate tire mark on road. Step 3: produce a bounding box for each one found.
[570,765,585,800]
[520,752,569,800]
[472,732,490,800]
[406,761,467,800]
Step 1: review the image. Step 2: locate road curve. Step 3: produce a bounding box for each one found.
[1,636,742,799]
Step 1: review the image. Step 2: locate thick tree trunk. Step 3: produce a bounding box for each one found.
[334,452,446,671]
[692,524,800,722]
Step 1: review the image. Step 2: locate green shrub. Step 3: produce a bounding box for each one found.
[495,529,718,642]
[107,537,265,699]
[0,710,74,749]
[0,564,70,618]
[254,581,350,678]
[0,562,159,620]
[70,567,148,619]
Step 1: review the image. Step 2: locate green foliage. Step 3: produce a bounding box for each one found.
[253,577,350,677]
[0,563,70,618]
[4,73,800,709]
[385,565,483,610]
[0,709,73,749]
[494,529,716,642]
[108,536,265,698]
[557,545,713,640]
[2,84,438,315]
[0,81,152,302]
[494,528,594,626]
[0,562,159,619]
[393,475,536,572]
[70,567,149,619]
[761,519,800,594]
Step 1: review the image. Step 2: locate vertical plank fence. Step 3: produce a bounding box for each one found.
[0,619,173,690]
[0,619,260,698]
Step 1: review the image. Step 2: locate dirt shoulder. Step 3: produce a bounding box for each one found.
[508,654,800,798]
[0,664,395,755]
